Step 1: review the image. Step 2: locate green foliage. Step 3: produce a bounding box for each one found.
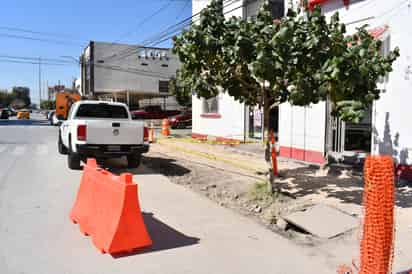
[40,100,56,110]
[0,86,31,108]
[249,181,275,203]
[173,0,399,122]
[169,72,192,107]
[11,86,31,108]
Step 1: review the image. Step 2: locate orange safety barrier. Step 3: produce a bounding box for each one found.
[162,118,170,136]
[70,159,152,254]
[270,130,278,177]
[359,155,395,274]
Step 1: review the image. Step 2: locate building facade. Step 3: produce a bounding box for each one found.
[192,0,284,142]
[279,0,411,166]
[80,41,180,108]
[192,0,412,170]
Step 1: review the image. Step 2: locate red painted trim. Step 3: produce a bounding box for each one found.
[192,133,207,140]
[200,113,221,119]
[279,146,325,164]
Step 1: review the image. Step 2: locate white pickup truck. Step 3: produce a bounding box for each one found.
[58,100,149,170]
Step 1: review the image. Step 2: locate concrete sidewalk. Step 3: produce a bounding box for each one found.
[134,170,334,274]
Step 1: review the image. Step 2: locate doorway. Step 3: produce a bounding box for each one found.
[326,102,372,158]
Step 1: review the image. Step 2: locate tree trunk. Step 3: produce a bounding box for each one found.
[263,87,274,193]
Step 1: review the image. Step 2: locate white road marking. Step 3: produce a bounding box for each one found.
[12,145,26,155]
[35,144,48,155]
[0,145,7,153]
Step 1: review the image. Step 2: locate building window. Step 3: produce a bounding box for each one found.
[201,97,221,118]
[379,35,391,83]
[202,97,219,114]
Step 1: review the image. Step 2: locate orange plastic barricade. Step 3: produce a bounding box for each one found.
[70,159,152,254]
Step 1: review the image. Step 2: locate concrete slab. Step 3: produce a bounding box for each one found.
[282,204,359,239]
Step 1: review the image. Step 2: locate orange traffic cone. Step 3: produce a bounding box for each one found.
[162,119,170,136]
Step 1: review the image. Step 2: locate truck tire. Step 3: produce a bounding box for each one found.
[127,154,141,169]
[58,132,68,155]
[68,152,81,170]
[67,135,81,170]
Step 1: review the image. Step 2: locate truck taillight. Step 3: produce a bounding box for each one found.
[77,125,87,141]
[144,126,149,142]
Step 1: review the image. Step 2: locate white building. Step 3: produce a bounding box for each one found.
[279,0,411,167]
[192,0,412,173]
[192,0,284,142]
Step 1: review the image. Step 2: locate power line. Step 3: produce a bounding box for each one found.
[0,58,68,66]
[101,0,228,62]
[0,25,88,43]
[108,0,239,62]
[0,54,74,64]
[0,33,85,47]
[113,0,175,43]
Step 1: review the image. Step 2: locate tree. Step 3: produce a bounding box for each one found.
[11,86,31,108]
[173,0,399,191]
[169,71,193,108]
[40,100,56,110]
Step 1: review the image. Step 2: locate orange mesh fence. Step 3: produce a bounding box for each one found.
[359,155,395,274]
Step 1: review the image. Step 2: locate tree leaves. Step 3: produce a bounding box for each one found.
[172,0,400,122]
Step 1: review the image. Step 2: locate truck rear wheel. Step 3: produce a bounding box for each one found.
[127,154,141,169]
[58,132,68,155]
[67,135,81,170]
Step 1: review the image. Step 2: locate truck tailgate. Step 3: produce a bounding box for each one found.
[85,120,144,145]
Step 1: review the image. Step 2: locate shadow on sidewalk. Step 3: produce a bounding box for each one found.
[112,212,200,258]
[276,166,412,208]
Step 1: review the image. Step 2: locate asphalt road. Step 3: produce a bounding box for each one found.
[0,115,333,274]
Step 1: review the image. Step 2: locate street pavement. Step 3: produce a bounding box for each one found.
[0,115,334,274]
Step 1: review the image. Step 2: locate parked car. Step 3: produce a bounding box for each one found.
[59,101,149,170]
[169,110,192,129]
[5,108,16,116]
[131,105,181,120]
[0,109,9,119]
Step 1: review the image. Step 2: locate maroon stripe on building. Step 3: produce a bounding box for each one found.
[279,146,325,164]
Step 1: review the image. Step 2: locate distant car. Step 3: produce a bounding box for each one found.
[0,109,9,119]
[5,108,16,116]
[47,111,57,125]
[169,110,192,129]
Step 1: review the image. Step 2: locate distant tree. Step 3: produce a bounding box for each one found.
[11,86,31,107]
[40,100,56,110]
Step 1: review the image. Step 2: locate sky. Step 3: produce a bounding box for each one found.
[0,0,192,105]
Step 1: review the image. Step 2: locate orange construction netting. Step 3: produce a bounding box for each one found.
[359,155,395,274]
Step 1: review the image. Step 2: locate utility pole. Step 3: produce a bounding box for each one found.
[38,57,42,108]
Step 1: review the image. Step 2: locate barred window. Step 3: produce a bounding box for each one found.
[202,97,219,114]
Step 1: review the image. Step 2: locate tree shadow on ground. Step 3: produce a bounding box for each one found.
[105,156,191,177]
[112,212,199,258]
[277,166,412,208]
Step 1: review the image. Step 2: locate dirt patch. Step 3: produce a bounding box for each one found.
[141,144,347,245]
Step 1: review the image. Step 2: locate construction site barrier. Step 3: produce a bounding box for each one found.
[359,155,395,274]
[70,159,152,254]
